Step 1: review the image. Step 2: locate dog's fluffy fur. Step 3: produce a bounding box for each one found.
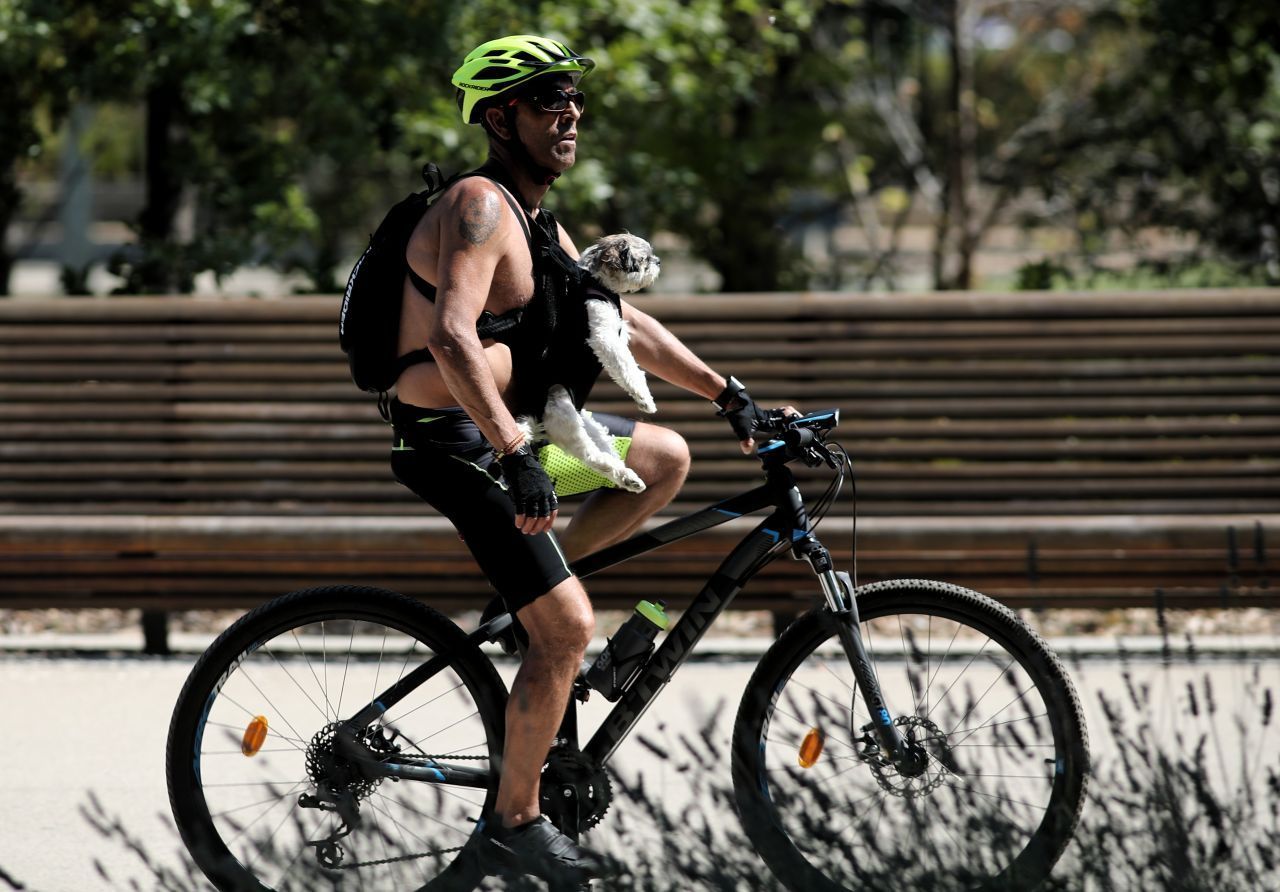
[515,233,660,494]
[578,231,662,296]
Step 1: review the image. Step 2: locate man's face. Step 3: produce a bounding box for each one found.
[512,76,582,173]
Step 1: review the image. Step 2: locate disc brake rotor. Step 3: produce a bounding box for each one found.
[856,715,952,798]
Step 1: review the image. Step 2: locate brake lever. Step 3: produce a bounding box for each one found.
[812,441,839,469]
[760,409,794,437]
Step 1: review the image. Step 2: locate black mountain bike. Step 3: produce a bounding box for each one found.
[166,410,1089,891]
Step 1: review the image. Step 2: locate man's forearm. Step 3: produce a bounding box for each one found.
[429,333,523,450]
[624,304,725,400]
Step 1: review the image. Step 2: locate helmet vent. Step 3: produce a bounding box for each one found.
[473,65,519,80]
[513,51,540,62]
[482,49,504,57]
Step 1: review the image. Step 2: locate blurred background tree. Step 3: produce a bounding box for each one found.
[0,0,68,295]
[1031,0,1280,285]
[3,0,1278,294]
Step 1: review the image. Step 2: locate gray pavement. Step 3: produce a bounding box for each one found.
[0,643,1275,891]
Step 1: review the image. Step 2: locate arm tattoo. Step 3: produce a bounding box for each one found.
[458,193,501,246]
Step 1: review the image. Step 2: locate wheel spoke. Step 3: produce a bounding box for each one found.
[337,621,357,720]
[949,711,1049,737]
[387,678,466,725]
[947,681,1039,748]
[946,657,1021,741]
[925,638,992,723]
[219,677,309,752]
[403,709,482,750]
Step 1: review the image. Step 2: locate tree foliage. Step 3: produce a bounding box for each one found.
[1036,0,1280,283]
[5,0,1279,293]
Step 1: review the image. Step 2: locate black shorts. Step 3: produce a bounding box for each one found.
[389,398,637,611]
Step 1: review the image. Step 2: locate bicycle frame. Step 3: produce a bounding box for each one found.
[336,422,910,792]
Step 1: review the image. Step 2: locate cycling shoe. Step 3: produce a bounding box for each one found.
[482,816,619,887]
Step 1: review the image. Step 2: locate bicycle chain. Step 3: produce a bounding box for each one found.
[331,844,467,870]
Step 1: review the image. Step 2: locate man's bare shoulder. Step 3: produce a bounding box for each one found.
[434,178,515,250]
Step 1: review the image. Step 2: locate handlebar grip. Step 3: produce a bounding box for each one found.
[784,427,815,449]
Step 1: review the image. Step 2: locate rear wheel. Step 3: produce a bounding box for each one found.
[166,585,506,891]
[733,579,1089,891]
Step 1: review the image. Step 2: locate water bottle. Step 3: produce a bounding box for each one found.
[585,600,669,701]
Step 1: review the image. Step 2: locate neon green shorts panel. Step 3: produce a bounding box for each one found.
[537,433,634,497]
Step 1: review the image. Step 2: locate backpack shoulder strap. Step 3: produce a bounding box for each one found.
[404,164,535,296]
[436,166,534,249]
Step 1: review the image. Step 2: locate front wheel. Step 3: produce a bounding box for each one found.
[166,585,507,891]
[732,579,1089,892]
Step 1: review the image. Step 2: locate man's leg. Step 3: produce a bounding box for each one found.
[557,421,691,562]
[494,575,595,827]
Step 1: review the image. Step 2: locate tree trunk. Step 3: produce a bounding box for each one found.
[0,171,16,296]
[711,198,786,291]
[133,83,185,293]
[703,98,788,292]
[942,0,978,290]
[141,84,182,243]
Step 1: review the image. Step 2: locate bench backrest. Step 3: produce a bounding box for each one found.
[1,290,1276,519]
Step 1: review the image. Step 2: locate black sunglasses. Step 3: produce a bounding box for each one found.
[511,88,586,114]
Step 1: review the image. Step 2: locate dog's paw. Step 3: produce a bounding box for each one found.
[615,467,647,493]
[578,233,661,294]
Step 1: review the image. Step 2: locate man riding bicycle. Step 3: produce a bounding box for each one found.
[388,33,787,885]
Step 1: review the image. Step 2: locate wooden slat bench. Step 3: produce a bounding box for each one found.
[1,290,1276,641]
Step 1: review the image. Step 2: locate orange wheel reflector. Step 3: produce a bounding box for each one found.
[241,715,269,757]
[798,727,825,769]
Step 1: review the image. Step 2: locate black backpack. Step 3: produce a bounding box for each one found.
[338,170,439,396]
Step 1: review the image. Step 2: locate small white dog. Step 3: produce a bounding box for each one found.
[516,233,661,494]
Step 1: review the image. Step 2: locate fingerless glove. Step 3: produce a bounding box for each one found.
[713,376,769,443]
[499,448,559,518]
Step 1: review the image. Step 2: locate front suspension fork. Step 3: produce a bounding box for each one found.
[799,538,910,764]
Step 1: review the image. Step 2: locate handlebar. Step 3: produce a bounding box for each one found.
[755,409,842,468]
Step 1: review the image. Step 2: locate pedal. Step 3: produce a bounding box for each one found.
[573,662,593,702]
[479,595,527,655]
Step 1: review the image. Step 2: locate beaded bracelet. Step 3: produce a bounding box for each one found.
[493,433,527,462]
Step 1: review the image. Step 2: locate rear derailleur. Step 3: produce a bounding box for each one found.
[297,723,402,868]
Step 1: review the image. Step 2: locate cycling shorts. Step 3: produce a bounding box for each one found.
[388,398,636,612]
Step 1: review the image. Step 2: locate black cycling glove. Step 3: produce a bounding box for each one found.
[713,376,770,443]
[499,448,559,518]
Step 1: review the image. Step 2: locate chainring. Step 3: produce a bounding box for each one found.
[540,749,614,834]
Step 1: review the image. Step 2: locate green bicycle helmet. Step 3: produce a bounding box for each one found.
[453,35,595,125]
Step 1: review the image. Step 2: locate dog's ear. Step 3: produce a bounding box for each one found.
[617,241,640,272]
[599,237,626,270]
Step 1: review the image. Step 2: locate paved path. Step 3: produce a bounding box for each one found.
[0,645,1274,891]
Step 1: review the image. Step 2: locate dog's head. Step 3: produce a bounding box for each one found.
[577,233,661,294]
